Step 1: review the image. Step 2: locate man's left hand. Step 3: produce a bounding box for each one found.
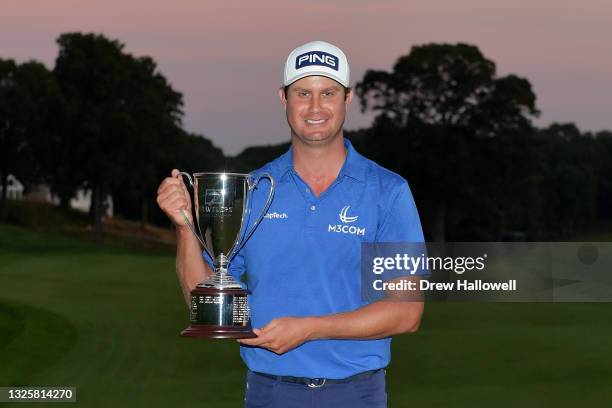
[237,317,315,355]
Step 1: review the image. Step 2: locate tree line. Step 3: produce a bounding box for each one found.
[240,43,612,241]
[0,33,227,240]
[1,34,610,241]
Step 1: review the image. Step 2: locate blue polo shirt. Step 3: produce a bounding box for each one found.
[220,138,424,379]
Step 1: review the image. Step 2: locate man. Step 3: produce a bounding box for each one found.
[157,41,425,408]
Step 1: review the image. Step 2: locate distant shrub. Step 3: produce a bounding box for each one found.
[5,201,89,229]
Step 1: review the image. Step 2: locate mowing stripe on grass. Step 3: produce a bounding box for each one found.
[0,300,78,387]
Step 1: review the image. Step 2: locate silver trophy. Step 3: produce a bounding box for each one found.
[179,172,274,338]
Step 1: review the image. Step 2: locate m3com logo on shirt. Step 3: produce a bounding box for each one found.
[328,205,365,236]
[339,205,358,223]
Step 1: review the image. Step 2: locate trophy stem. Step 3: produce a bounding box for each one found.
[215,253,229,270]
[197,253,243,290]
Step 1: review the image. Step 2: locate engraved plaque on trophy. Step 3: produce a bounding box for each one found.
[179,172,274,338]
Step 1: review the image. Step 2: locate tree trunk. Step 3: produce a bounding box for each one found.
[89,187,96,218]
[141,197,148,229]
[92,186,104,244]
[0,172,8,221]
[59,193,71,210]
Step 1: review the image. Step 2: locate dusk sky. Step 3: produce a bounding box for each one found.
[2,0,611,155]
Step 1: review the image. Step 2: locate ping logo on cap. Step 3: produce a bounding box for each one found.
[295,51,339,71]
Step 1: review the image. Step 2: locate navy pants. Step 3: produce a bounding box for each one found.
[244,369,387,408]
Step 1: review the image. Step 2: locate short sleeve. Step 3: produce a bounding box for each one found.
[371,180,429,283]
[375,180,425,243]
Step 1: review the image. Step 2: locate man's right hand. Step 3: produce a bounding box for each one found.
[156,169,193,229]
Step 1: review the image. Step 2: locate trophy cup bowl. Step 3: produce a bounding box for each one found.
[178,172,274,339]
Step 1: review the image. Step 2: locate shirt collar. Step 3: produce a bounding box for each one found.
[275,138,366,183]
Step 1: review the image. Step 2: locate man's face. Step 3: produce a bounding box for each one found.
[279,75,352,146]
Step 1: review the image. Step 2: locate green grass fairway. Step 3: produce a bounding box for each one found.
[1,224,612,407]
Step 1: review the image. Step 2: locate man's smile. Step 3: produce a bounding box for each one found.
[305,119,327,125]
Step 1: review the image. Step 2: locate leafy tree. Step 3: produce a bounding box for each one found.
[0,59,61,218]
[113,128,226,228]
[110,55,184,226]
[595,131,612,221]
[232,142,291,173]
[54,33,132,240]
[53,32,189,239]
[355,43,539,241]
[534,123,600,237]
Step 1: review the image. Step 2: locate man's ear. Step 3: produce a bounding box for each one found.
[345,88,353,106]
[279,86,287,109]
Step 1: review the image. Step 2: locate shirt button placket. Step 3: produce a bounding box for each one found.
[305,201,318,231]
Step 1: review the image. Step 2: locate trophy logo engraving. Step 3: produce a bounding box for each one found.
[205,189,224,205]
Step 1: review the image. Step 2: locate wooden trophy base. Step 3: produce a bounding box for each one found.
[181,324,256,339]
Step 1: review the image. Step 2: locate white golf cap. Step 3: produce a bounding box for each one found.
[283,40,350,88]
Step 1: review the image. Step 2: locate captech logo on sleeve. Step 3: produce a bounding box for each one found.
[264,212,288,220]
[295,51,339,71]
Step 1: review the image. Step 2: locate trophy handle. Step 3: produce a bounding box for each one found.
[178,172,215,261]
[229,172,275,261]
